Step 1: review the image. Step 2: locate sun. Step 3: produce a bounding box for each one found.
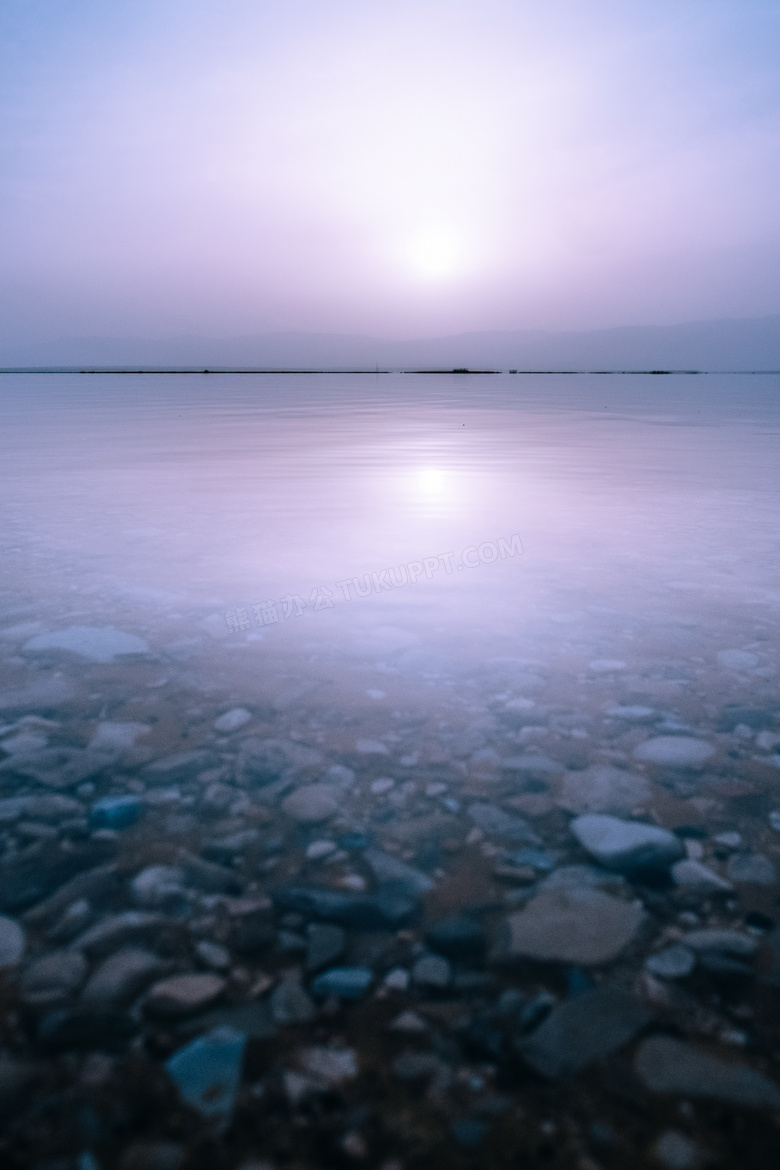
[406,225,463,281]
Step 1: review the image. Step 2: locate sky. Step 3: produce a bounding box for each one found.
[1,0,779,344]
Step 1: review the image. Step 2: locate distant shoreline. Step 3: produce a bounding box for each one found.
[1,367,779,375]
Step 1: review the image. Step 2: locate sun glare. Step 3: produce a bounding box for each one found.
[406,226,463,281]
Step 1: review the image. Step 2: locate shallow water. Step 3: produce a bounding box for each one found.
[1,372,780,1169]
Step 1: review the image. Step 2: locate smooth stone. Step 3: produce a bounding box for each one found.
[80,948,165,1008]
[305,923,346,972]
[281,785,340,824]
[726,853,777,885]
[504,847,557,871]
[71,911,165,958]
[166,1026,246,1124]
[195,940,231,971]
[146,973,226,1016]
[355,738,390,755]
[671,860,733,893]
[466,802,541,844]
[23,626,149,663]
[363,847,433,895]
[633,737,715,769]
[653,1131,703,1170]
[12,794,83,823]
[502,888,644,965]
[605,705,656,721]
[560,766,651,816]
[0,731,48,755]
[500,753,563,777]
[519,988,653,1078]
[272,885,418,929]
[131,866,186,909]
[389,1010,429,1033]
[572,814,684,873]
[412,954,451,989]
[311,965,373,999]
[635,1035,780,1108]
[540,865,630,895]
[22,863,119,927]
[645,945,696,979]
[684,929,758,957]
[142,751,215,786]
[48,898,93,942]
[20,949,88,1005]
[383,967,410,991]
[0,677,75,715]
[426,915,486,960]
[213,708,252,733]
[89,722,150,752]
[717,649,759,671]
[0,914,25,966]
[270,974,317,1023]
[0,747,111,789]
[305,840,337,861]
[1,841,117,913]
[297,1046,358,1086]
[89,795,143,831]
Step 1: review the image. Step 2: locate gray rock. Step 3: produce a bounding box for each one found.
[81,947,165,1008]
[0,747,111,789]
[195,940,231,971]
[281,784,340,824]
[272,885,418,929]
[270,974,317,1023]
[653,1131,703,1170]
[47,897,93,942]
[633,737,715,769]
[726,852,777,885]
[20,949,88,1006]
[310,966,373,999]
[559,766,651,816]
[519,988,653,1078]
[142,751,215,786]
[1,841,117,913]
[0,914,25,966]
[645,945,696,979]
[213,708,252,733]
[500,753,563,778]
[412,954,451,989]
[305,923,346,972]
[22,863,119,927]
[572,814,684,874]
[22,625,149,662]
[467,802,541,844]
[635,1035,780,1108]
[355,738,390,755]
[145,972,226,1016]
[671,860,733,894]
[605,705,656,722]
[363,847,433,895]
[130,866,186,909]
[0,677,75,715]
[684,929,758,957]
[297,1045,359,1087]
[540,865,630,896]
[501,888,644,965]
[71,911,165,958]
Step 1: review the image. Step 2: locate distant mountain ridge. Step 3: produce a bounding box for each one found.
[1,315,779,371]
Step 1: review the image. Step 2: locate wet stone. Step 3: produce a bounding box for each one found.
[131,866,186,909]
[270,974,317,1023]
[72,911,166,958]
[0,748,111,789]
[21,949,88,1006]
[80,947,165,1009]
[272,885,419,930]
[89,795,143,831]
[633,737,715,769]
[500,888,644,966]
[310,965,373,999]
[146,972,226,1016]
[305,922,346,971]
[23,625,149,662]
[118,1141,186,1170]
[166,1026,246,1126]
[683,929,758,957]
[296,1045,358,1086]
[0,913,25,966]
[281,784,340,824]
[572,814,684,874]
[412,954,451,989]
[426,914,486,961]
[142,751,215,786]
[717,649,759,671]
[559,766,651,815]
[466,802,541,843]
[213,707,252,733]
[635,1035,780,1108]
[671,859,733,894]
[519,988,653,1078]
[195,939,231,970]
[726,852,777,885]
[645,945,696,979]
[363,847,433,895]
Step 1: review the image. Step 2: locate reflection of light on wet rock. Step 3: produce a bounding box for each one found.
[559,766,650,815]
[22,626,149,663]
[571,814,683,873]
[633,737,715,769]
[213,708,253,733]
[645,945,696,979]
[671,859,733,894]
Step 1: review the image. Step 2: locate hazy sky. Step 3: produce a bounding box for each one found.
[1,0,779,342]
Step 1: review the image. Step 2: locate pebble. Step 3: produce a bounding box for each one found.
[297,1045,358,1086]
[466,802,541,844]
[653,1131,703,1170]
[146,973,226,1016]
[80,948,165,1008]
[0,914,25,966]
[635,1035,780,1108]
[383,967,410,991]
[370,777,395,794]
[605,705,656,721]
[571,814,684,873]
[411,954,451,989]
[21,949,88,1006]
[726,852,777,885]
[683,929,758,957]
[272,885,418,930]
[213,708,253,733]
[645,945,696,979]
[71,911,164,957]
[559,766,650,815]
[0,747,111,789]
[310,965,373,999]
[22,625,150,663]
[281,784,340,824]
[519,988,653,1078]
[355,738,390,755]
[363,847,433,895]
[131,866,186,909]
[142,751,215,786]
[671,859,733,893]
[633,737,715,769]
[426,914,486,960]
[89,795,143,831]
[501,888,644,965]
[305,839,337,860]
[270,974,317,1023]
[769,810,780,832]
[166,1026,246,1125]
[389,1010,428,1033]
[89,722,150,752]
[195,940,231,970]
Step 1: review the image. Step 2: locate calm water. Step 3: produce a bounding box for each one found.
[1,372,779,678]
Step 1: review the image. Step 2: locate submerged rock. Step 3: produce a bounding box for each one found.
[272,885,418,929]
[559,766,651,816]
[166,1026,246,1125]
[466,802,541,844]
[0,914,25,967]
[671,860,733,894]
[22,625,150,663]
[499,888,644,966]
[633,737,715,769]
[645,945,696,979]
[726,853,777,885]
[571,814,683,874]
[310,966,373,999]
[281,784,340,824]
[635,1036,780,1108]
